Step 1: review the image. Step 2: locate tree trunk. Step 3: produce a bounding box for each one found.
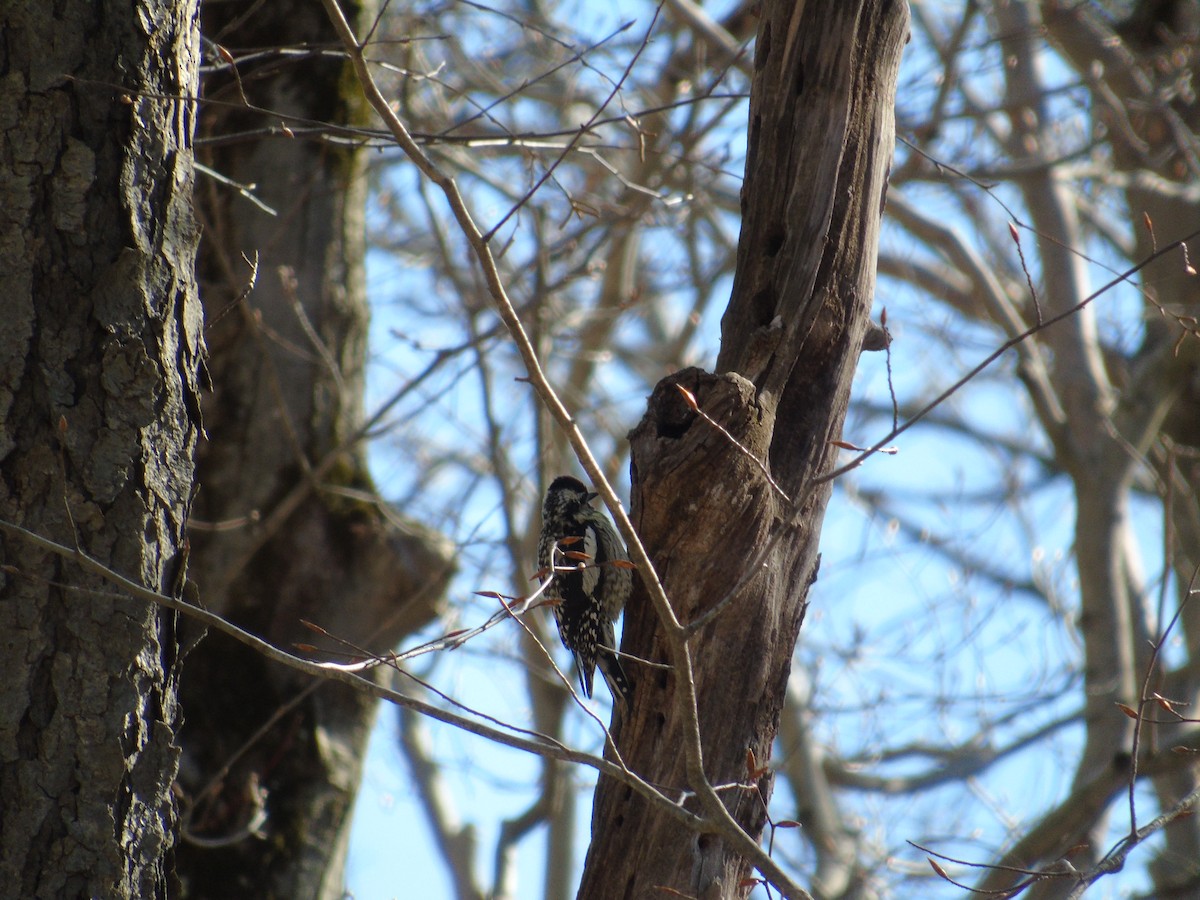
[0,1,203,897]
[579,2,908,897]
[174,1,453,897]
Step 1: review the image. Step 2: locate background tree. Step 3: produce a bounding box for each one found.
[175,1,454,897]
[0,1,203,896]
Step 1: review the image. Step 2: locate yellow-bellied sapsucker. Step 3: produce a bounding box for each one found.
[537,475,633,705]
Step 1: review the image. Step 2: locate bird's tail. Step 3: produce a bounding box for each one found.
[597,649,633,707]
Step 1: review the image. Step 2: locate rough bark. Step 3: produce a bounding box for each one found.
[0,1,203,897]
[173,1,453,897]
[578,2,908,897]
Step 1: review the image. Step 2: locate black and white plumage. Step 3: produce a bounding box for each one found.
[537,475,633,705]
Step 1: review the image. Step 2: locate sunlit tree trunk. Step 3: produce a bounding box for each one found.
[578,2,908,897]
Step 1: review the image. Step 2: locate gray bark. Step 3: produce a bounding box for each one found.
[0,1,203,897]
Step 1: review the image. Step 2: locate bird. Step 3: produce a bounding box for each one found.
[537,475,633,705]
